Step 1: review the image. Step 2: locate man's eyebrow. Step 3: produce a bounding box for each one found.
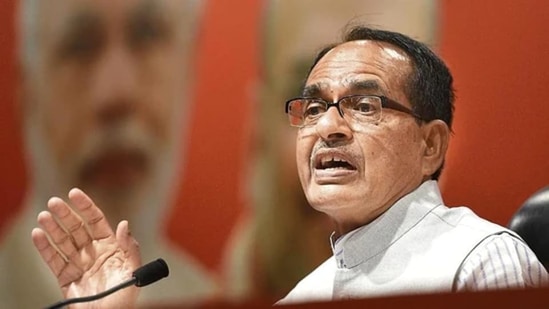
[132,0,163,22]
[59,10,100,41]
[302,83,322,97]
[54,9,102,59]
[350,80,382,93]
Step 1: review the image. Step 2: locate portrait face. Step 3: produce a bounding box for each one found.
[22,0,195,217]
[295,41,428,234]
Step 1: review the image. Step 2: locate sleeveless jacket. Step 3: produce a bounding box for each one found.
[279,181,517,304]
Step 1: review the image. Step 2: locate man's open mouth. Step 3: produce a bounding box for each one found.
[314,153,357,171]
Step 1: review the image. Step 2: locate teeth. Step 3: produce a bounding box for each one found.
[321,156,347,164]
[317,155,354,170]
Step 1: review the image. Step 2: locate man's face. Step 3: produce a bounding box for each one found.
[296,41,427,234]
[24,0,192,214]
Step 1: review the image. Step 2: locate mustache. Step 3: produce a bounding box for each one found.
[311,139,356,154]
[71,121,158,178]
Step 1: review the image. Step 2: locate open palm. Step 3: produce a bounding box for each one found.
[31,188,141,308]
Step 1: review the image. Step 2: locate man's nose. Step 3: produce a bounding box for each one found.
[90,45,138,125]
[315,106,353,142]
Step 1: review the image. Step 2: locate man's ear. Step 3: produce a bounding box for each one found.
[420,119,450,177]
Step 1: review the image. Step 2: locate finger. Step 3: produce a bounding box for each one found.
[68,188,114,239]
[47,197,92,250]
[37,209,80,263]
[32,226,85,287]
[116,220,141,267]
[31,226,68,278]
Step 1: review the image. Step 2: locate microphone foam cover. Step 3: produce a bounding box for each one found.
[133,258,170,287]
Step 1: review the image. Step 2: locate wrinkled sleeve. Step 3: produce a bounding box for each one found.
[455,233,548,291]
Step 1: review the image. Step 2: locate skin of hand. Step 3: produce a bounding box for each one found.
[31,188,142,308]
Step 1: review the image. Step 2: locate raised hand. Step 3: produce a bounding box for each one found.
[31,188,141,308]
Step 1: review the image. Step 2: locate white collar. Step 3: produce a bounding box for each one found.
[331,180,444,268]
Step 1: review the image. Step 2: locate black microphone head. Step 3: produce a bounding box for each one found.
[132,258,170,287]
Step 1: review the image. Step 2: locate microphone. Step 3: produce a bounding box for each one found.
[45,258,169,309]
[133,258,169,287]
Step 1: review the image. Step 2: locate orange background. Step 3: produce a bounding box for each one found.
[1,0,548,284]
[439,0,549,224]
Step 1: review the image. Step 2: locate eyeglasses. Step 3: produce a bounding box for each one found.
[285,94,421,127]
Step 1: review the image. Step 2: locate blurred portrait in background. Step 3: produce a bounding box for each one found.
[0,0,222,307]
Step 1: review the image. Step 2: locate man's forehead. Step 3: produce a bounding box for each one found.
[34,0,188,49]
[304,40,412,94]
[37,0,179,29]
[325,40,410,64]
[39,0,161,21]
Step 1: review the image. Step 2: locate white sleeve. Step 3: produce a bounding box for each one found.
[455,233,548,291]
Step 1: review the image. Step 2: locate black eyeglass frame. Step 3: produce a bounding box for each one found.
[285,94,423,127]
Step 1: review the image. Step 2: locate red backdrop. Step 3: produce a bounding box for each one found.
[439,0,549,225]
[0,0,26,236]
[167,0,261,272]
[1,0,548,279]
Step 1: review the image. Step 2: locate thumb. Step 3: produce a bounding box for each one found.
[116,220,142,268]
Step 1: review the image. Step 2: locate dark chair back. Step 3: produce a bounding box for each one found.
[508,185,549,271]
